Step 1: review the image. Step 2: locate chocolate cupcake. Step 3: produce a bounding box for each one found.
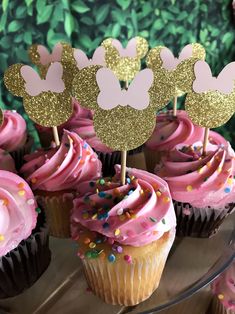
[0,170,51,298]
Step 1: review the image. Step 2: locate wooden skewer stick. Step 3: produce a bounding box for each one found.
[52,126,60,147]
[120,79,129,185]
[202,127,209,156]
[121,150,127,185]
[173,96,177,116]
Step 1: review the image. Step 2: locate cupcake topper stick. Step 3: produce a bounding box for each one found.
[182,60,235,154]
[120,78,129,185]
[4,62,73,147]
[0,109,3,127]
[147,43,206,117]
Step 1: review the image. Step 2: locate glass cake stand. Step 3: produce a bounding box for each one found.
[0,212,234,314]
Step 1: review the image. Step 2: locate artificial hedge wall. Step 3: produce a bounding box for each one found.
[0,0,234,146]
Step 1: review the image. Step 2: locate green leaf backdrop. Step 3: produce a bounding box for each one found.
[0,0,235,147]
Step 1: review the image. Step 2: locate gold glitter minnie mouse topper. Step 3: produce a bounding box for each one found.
[73,65,161,184]
[73,66,157,152]
[184,60,235,153]
[101,37,149,81]
[147,43,205,115]
[4,62,73,145]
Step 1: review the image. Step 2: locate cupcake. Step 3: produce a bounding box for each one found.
[0,170,51,298]
[0,148,16,172]
[71,166,176,305]
[0,110,33,170]
[210,261,235,314]
[155,141,235,237]
[21,130,102,238]
[144,110,204,172]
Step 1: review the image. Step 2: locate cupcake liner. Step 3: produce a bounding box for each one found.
[36,191,75,238]
[144,146,165,173]
[128,145,143,155]
[0,210,51,299]
[95,150,121,177]
[126,150,146,170]
[37,130,54,148]
[174,201,234,238]
[10,135,34,170]
[81,229,175,306]
[208,295,235,314]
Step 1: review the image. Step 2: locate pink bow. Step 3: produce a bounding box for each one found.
[20,62,65,96]
[37,43,62,66]
[74,47,106,70]
[111,38,137,57]
[160,44,193,71]
[193,60,235,94]
[96,68,153,110]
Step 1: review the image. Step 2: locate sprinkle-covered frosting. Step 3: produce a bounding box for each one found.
[36,100,112,153]
[0,149,16,173]
[211,261,235,310]
[71,165,176,247]
[0,110,27,152]
[0,170,38,257]
[20,130,102,192]
[145,110,204,151]
[155,142,235,209]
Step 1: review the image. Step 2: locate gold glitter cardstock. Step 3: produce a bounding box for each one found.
[28,42,77,91]
[185,91,235,128]
[72,65,163,151]
[4,63,72,127]
[147,43,205,99]
[101,37,149,81]
[183,60,235,128]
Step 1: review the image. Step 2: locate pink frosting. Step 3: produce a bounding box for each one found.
[145,110,204,151]
[20,130,102,192]
[155,142,235,209]
[71,165,176,247]
[211,262,235,310]
[0,149,16,173]
[36,99,112,153]
[0,110,27,152]
[0,170,38,257]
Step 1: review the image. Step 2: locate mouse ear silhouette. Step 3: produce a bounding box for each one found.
[147,43,205,98]
[4,64,27,97]
[101,37,149,81]
[72,65,101,111]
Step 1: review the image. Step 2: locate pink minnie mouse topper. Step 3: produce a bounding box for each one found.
[111,38,138,57]
[96,68,153,110]
[160,44,193,71]
[21,62,65,96]
[74,47,106,70]
[37,43,62,66]
[193,60,235,94]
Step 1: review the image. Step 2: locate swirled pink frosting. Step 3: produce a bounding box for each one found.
[0,149,16,173]
[0,170,38,257]
[20,130,102,192]
[36,99,112,153]
[155,142,235,209]
[145,110,204,151]
[211,262,235,310]
[71,165,176,247]
[0,110,27,152]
